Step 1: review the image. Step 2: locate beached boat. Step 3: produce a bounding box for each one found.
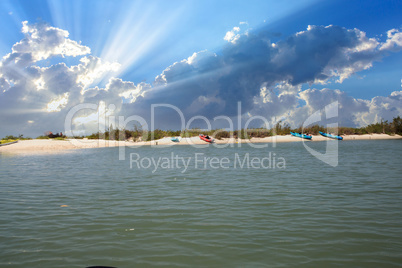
[199,134,214,143]
[319,131,343,140]
[171,137,180,142]
[290,132,312,140]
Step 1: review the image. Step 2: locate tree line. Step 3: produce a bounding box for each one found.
[72,116,402,141]
[2,116,402,141]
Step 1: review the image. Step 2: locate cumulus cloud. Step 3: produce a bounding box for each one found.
[9,21,90,63]
[355,91,402,126]
[85,77,150,106]
[0,21,402,137]
[74,56,120,90]
[0,21,120,136]
[144,24,402,124]
[224,26,242,44]
[255,82,301,120]
[46,92,70,112]
[380,29,402,52]
[271,25,386,84]
[252,85,402,128]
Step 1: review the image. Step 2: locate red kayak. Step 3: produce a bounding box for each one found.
[199,134,214,143]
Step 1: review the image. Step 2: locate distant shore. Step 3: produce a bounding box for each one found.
[0,134,401,154]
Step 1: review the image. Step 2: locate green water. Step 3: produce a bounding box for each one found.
[0,140,401,267]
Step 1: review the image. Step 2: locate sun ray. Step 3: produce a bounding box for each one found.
[98,1,186,78]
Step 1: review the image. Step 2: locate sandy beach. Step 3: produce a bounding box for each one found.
[0,134,401,154]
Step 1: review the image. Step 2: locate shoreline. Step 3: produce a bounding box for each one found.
[0,134,401,154]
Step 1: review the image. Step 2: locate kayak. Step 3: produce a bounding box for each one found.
[290,132,312,140]
[199,134,214,143]
[319,131,343,140]
[171,137,180,142]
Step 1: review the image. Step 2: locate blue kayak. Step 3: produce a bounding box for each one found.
[319,131,343,140]
[171,137,180,142]
[290,132,312,140]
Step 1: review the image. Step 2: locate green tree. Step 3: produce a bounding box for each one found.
[392,116,402,135]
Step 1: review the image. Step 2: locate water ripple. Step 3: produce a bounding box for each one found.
[0,141,401,267]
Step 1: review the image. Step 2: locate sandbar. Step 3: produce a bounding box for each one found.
[0,134,400,154]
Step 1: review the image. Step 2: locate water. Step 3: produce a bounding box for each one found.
[0,140,401,267]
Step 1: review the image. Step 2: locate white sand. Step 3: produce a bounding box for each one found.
[1,134,401,154]
[0,139,130,154]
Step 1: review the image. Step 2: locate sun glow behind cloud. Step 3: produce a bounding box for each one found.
[43,0,188,86]
[46,92,69,112]
[98,2,187,78]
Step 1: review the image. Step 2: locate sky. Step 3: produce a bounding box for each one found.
[0,0,401,137]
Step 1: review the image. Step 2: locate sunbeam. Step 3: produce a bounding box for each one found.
[99,2,186,78]
[0,1,26,56]
[42,0,188,88]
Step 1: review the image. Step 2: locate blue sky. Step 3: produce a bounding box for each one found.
[0,0,319,80]
[0,0,401,137]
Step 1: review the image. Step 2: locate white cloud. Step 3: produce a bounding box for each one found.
[13,21,90,62]
[86,77,151,103]
[272,25,390,84]
[0,22,126,136]
[355,91,402,126]
[380,29,402,51]
[46,92,69,112]
[73,56,120,90]
[144,24,402,129]
[1,21,402,137]
[34,76,46,90]
[254,87,402,128]
[224,26,242,44]
[257,83,300,120]
[0,77,11,92]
